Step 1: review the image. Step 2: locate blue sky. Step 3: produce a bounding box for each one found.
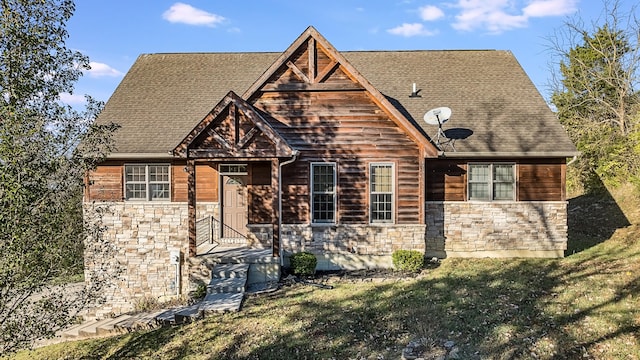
[64,0,634,106]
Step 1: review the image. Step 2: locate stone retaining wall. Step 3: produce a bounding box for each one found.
[425,201,568,258]
[281,224,426,270]
[83,202,217,318]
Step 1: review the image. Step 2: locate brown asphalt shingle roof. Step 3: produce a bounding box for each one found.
[96,50,577,157]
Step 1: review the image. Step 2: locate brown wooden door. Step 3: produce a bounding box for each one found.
[222,175,247,238]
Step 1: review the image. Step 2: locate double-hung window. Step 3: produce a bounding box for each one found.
[125,164,170,201]
[468,163,515,201]
[311,163,336,223]
[370,163,394,223]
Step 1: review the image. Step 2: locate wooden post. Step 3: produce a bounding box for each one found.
[187,160,196,257]
[272,159,280,257]
[418,148,426,225]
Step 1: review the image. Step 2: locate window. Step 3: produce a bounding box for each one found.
[370,163,394,223]
[468,163,515,201]
[125,164,170,201]
[311,163,336,223]
[219,164,248,175]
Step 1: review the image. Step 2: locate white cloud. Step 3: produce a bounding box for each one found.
[59,93,86,105]
[452,0,527,33]
[419,5,445,21]
[162,2,225,27]
[523,0,577,17]
[451,0,577,34]
[387,23,438,37]
[86,62,123,78]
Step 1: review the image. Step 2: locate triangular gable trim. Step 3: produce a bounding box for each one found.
[242,26,438,156]
[173,91,295,158]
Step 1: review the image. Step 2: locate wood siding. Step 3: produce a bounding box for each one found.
[248,162,273,224]
[172,163,219,202]
[426,158,566,202]
[86,162,218,202]
[254,90,422,224]
[86,161,123,201]
[426,160,467,201]
[518,159,565,201]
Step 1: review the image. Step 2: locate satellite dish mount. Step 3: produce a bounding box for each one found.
[423,106,453,150]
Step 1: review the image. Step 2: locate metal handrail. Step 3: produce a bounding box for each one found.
[195,215,219,247]
[196,215,247,247]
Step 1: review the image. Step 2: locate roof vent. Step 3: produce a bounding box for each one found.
[409,83,421,98]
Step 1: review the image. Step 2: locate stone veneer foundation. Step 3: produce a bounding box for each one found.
[424,201,568,258]
[84,200,567,316]
[83,202,218,318]
[281,224,426,270]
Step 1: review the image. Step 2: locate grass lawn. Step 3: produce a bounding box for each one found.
[11,187,640,359]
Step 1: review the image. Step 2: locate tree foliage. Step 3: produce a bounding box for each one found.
[0,0,118,353]
[549,0,640,192]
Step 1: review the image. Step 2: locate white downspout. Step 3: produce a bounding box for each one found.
[278,150,299,266]
[567,155,578,167]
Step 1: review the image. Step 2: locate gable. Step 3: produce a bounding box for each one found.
[173,91,294,159]
[242,26,438,157]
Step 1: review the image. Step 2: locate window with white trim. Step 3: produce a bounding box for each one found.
[468,163,515,201]
[311,163,336,223]
[370,163,394,223]
[124,164,170,201]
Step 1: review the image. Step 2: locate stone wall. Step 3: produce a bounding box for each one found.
[83,202,218,318]
[425,201,568,258]
[281,224,426,270]
[246,224,273,249]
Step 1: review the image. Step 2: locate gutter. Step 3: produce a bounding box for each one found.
[567,155,579,166]
[106,152,174,160]
[437,151,581,158]
[278,150,299,266]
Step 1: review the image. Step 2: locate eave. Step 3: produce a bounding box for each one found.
[437,151,581,159]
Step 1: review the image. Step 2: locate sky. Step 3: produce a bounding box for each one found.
[64,0,635,107]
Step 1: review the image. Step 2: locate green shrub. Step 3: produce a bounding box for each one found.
[290,251,317,276]
[189,280,207,301]
[392,250,424,273]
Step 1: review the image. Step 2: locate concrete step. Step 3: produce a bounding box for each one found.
[207,277,247,294]
[155,308,183,326]
[211,263,250,279]
[95,315,132,336]
[63,315,127,339]
[62,319,99,339]
[174,304,204,324]
[199,292,244,313]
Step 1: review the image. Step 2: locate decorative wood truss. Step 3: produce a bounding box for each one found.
[173,91,294,159]
[243,26,438,157]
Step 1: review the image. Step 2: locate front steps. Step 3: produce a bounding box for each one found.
[52,249,279,344]
[58,311,164,342]
[154,262,250,325]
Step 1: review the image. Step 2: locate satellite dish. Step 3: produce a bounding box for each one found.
[423,106,452,125]
[423,106,454,151]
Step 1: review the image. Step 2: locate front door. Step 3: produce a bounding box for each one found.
[221,175,248,239]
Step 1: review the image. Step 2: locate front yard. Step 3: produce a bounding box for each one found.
[11,187,640,359]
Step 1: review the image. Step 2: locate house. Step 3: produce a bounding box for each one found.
[84,27,577,316]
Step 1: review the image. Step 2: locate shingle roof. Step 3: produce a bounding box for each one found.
[96,50,577,157]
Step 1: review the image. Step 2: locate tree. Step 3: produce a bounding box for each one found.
[0,0,118,353]
[549,0,640,192]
